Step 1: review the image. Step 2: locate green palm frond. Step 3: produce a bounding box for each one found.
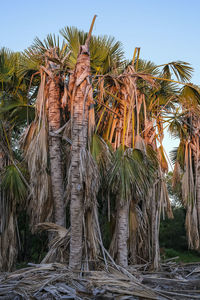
[0,95,35,126]
[135,59,159,75]
[33,34,61,52]
[60,26,125,73]
[107,146,154,203]
[108,146,133,202]
[20,34,69,80]
[179,84,200,106]
[1,164,27,202]
[0,49,33,129]
[155,81,178,103]
[90,134,112,175]
[0,48,16,84]
[0,49,22,94]
[168,112,187,139]
[170,141,185,169]
[161,61,193,82]
[146,144,159,168]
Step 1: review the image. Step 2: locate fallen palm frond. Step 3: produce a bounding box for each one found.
[35,222,70,264]
[1,261,200,299]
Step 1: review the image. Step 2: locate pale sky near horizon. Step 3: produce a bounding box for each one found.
[1,0,200,162]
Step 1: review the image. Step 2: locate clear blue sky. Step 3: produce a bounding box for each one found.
[1,0,199,159]
[1,0,199,83]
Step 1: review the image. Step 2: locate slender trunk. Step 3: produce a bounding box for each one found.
[151,183,160,270]
[48,76,65,227]
[69,50,91,270]
[129,201,137,264]
[196,162,200,233]
[117,201,129,267]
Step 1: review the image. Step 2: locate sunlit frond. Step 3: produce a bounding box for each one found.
[60,26,125,73]
[161,61,193,82]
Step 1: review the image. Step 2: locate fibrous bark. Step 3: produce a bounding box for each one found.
[69,39,94,270]
[117,202,129,267]
[48,76,65,227]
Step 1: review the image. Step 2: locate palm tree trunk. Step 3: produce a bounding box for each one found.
[117,201,129,267]
[69,15,96,271]
[151,182,160,270]
[69,49,91,270]
[129,201,138,264]
[48,76,65,227]
[196,162,200,233]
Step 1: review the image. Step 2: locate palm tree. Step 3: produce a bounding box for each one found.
[170,85,200,250]
[1,23,196,273]
[21,37,71,228]
[94,51,193,268]
[16,20,126,270]
[0,48,27,271]
[65,15,100,270]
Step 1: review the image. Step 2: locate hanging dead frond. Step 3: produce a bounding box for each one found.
[35,222,70,263]
[21,72,53,229]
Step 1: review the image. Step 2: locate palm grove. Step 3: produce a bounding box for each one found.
[1,16,200,272]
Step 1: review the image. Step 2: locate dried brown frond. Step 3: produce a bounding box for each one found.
[21,72,53,229]
[35,222,70,263]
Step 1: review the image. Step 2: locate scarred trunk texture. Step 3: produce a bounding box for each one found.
[117,202,129,267]
[48,77,65,227]
[69,48,91,270]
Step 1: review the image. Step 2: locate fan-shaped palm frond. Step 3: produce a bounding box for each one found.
[60,26,125,73]
[179,84,200,108]
[170,141,185,169]
[90,134,112,175]
[168,111,187,139]
[161,61,193,82]
[0,48,34,130]
[135,59,159,75]
[1,164,27,202]
[0,48,17,84]
[20,34,70,81]
[108,146,153,203]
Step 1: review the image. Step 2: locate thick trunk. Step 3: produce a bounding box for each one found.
[117,201,129,267]
[69,50,91,270]
[48,77,65,227]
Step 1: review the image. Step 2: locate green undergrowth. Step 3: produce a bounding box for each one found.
[161,248,200,263]
[159,205,200,263]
